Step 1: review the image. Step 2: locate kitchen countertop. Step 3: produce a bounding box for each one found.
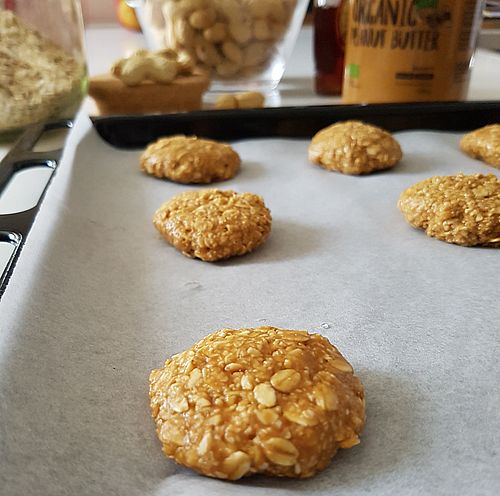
[1,24,500,160]
[1,24,500,159]
[83,24,500,106]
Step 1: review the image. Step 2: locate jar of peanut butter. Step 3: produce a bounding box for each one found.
[342,0,483,103]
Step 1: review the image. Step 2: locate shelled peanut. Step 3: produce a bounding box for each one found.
[161,0,297,78]
[215,91,265,108]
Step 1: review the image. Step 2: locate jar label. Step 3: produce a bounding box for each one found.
[342,0,483,103]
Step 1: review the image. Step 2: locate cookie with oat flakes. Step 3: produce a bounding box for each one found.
[149,326,365,480]
[140,135,240,184]
[308,121,402,175]
[153,189,271,261]
[398,173,500,247]
[460,124,500,169]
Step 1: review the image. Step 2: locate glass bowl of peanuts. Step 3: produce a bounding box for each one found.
[129,0,309,93]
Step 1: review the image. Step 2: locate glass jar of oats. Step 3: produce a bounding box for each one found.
[0,0,87,136]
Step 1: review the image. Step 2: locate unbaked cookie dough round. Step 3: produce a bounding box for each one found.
[153,189,272,261]
[460,124,500,169]
[308,120,402,175]
[149,326,365,480]
[398,173,500,247]
[140,135,241,183]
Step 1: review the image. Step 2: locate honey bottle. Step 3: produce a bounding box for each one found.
[313,0,349,95]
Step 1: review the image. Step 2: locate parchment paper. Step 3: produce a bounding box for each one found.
[1,113,499,496]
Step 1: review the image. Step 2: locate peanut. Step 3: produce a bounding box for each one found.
[214,91,265,109]
[189,8,216,30]
[195,38,222,67]
[147,57,178,83]
[216,60,241,77]
[173,18,196,46]
[228,19,253,45]
[245,0,271,18]
[222,41,243,65]
[215,94,238,109]
[112,51,180,86]
[113,57,147,86]
[243,42,271,67]
[203,22,227,43]
[253,19,271,41]
[236,91,265,108]
[159,0,295,79]
[269,1,287,23]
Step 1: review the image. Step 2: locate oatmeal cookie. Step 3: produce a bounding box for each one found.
[153,189,271,261]
[149,326,365,480]
[140,135,240,183]
[460,124,500,169]
[398,173,500,246]
[308,120,402,175]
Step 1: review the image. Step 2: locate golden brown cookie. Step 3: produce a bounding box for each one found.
[149,326,365,480]
[398,173,500,247]
[460,124,500,169]
[308,120,402,175]
[141,135,241,184]
[153,189,271,261]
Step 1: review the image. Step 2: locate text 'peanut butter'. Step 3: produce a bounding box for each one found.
[342,0,483,103]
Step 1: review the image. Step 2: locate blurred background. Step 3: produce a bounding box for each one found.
[80,0,499,50]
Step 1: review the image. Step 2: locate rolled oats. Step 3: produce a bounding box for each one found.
[262,437,299,466]
[270,369,301,393]
[255,408,279,425]
[313,383,339,411]
[254,382,277,407]
[222,451,252,480]
[0,10,85,131]
[149,326,365,479]
[338,436,360,449]
[283,406,319,427]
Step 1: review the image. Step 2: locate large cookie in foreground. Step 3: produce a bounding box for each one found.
[141,135,240,184]
[398,173,500,247]
[153,189,271,261]
[149,327,365,480]
[460,124,500,169]
[308,120,402,175]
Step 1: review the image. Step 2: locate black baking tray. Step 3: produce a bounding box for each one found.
[0,120,73,300]
[1,101,499,299]
[91,101,500,148]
